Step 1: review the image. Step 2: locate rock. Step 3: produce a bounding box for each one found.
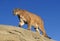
[0,25,55,41]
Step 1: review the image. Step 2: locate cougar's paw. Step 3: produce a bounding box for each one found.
[18,25,22,27]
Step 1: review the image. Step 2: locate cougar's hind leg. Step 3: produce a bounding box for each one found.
[39,24,47,36]
[39,23,51,39]
[34,24,40,34]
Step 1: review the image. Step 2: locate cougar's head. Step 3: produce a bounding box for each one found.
[13,8,21,16]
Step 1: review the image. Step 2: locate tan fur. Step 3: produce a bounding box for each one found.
[13,8,51,39]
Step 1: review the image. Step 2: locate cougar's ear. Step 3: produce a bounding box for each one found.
[14,8,20,11]
[13,8,21,12]
[14,8,20,12]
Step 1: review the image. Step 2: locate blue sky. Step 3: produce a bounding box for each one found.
[0,0,60,41]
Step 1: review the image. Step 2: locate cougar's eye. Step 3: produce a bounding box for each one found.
[15,11,19,15]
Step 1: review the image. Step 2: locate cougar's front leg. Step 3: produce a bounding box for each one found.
[18,18,25,27]
[27,20,32,30]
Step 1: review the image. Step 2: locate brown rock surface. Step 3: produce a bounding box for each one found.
[0,25,55,41]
